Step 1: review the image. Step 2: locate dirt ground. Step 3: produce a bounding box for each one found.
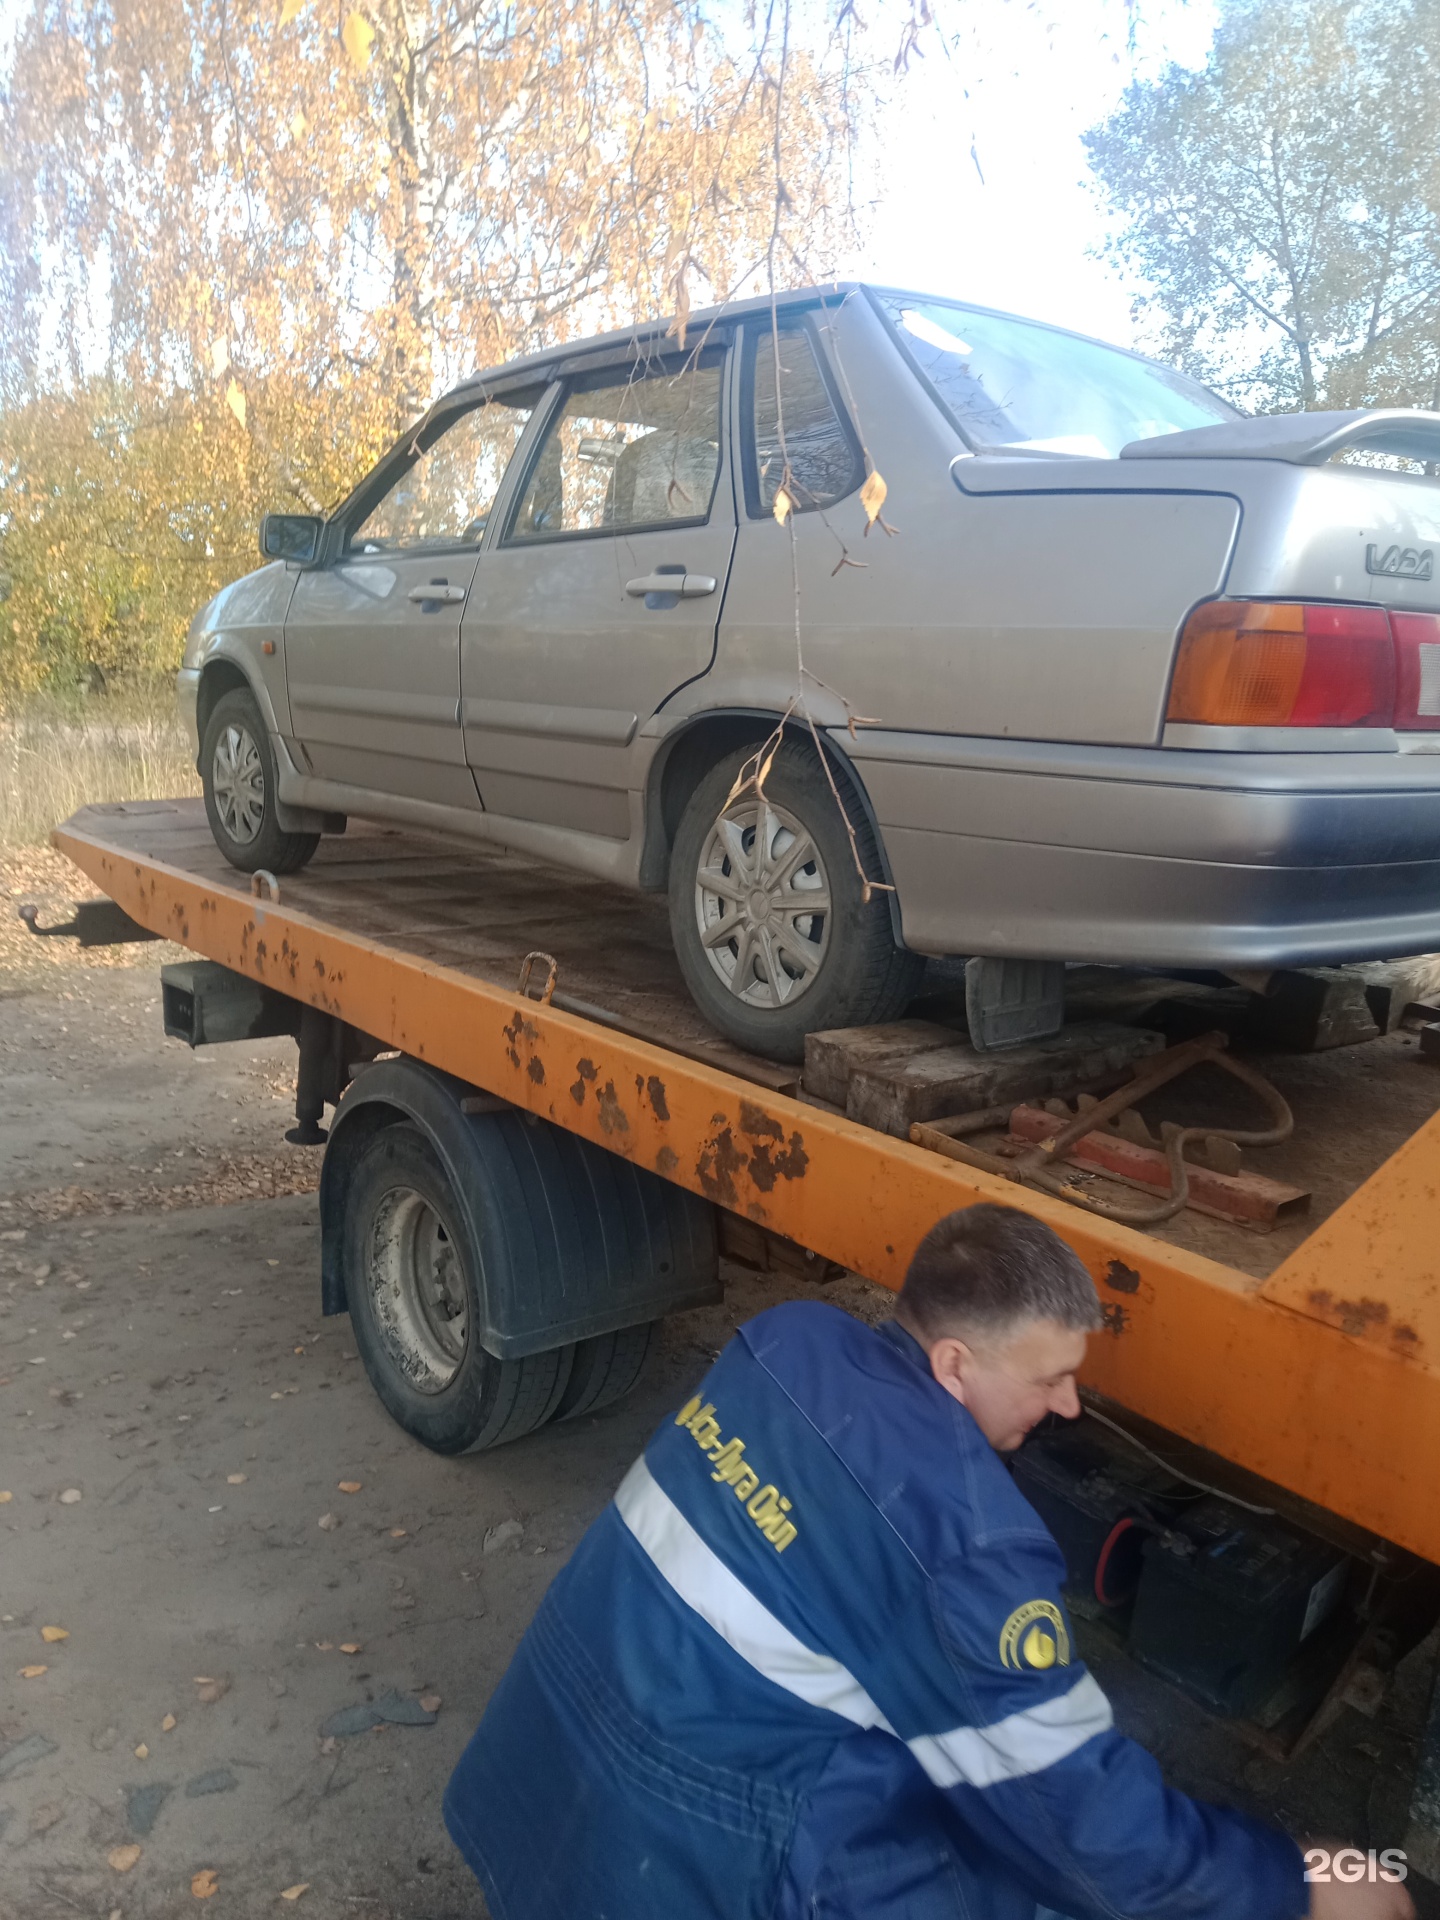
[4,856,1440,1920]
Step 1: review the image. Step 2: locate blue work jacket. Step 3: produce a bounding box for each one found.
[445,1301,1306,1920]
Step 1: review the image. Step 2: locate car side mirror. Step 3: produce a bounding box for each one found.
[259,512,324,565]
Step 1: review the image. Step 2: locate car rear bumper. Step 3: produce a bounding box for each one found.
[838,729,1440,968]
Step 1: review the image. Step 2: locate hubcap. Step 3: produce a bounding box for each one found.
[211,722,266,845]
[365,1186,468,1393]
[694,797,831,1008]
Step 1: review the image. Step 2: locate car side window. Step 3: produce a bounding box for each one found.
[506,352,723,542]
[349,396,536,553]
[748,323,862,515]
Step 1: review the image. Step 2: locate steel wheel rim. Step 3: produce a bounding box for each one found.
[693,796,831,1008]
[211,722,266,845]
[366,1185,468,1393]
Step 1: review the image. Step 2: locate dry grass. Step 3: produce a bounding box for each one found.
[0,681,199,850]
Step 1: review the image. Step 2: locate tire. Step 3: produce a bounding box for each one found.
[551,1322,657,1423]
[342,1124,574,1454]
[200,686,320,875]
[668,738,924,1062]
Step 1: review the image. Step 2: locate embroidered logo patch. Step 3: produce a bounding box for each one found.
[999,1599,1070,1671]
[674,1395,798,1552]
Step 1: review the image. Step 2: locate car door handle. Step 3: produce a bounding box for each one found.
[624,573,716,599]
[408,581,468,605]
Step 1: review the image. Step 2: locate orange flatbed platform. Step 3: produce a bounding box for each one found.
[55,798,1440,1566]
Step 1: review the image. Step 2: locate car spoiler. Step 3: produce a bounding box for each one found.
[1121,407,1440,467]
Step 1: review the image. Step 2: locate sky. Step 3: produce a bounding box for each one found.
[850,0,1220,350]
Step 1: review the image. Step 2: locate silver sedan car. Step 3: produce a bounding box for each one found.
[179,283,1440,1060]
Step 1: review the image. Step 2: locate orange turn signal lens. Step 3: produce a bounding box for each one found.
[1167,603,1307,726]
[1167,600,1396,728]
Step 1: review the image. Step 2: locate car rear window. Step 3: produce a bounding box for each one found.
[748,324,862,515]
[877,294,1238,460]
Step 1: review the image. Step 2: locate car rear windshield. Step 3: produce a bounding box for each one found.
[876,295,1238,459]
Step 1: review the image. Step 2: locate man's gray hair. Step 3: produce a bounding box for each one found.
[897,1204,1102,1344]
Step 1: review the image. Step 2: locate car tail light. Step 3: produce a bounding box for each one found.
[1167,600,1400,728]
[1392,612,1440,730]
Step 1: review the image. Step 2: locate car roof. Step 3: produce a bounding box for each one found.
[449,280,1226,408]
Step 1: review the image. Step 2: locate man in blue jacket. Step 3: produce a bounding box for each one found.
[444,1203,1414,1920]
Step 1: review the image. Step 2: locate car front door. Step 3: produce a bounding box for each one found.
[459,344,736,840]
[285,392,538,810]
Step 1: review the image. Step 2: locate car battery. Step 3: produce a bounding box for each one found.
[1011,1418,1189,1620]
[1129,1497,1350,1716]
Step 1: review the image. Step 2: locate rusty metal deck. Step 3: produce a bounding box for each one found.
[55,800,1440,1565]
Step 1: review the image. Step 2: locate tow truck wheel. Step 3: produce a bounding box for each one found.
[668,738,924,1062]
[200,686,320,876]
[343,1124,573,1453]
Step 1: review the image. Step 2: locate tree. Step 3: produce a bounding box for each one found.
[1085,0,1440,413]
[0,0,867,695]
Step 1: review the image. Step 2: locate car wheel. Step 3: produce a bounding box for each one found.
[343,1125,574,1454]
[200,686,320,875]
[668,738,924,1062]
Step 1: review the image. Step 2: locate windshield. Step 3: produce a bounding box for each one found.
[876,294,1239,459]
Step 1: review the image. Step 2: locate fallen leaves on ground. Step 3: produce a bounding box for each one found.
[0,1491,12,1503]
[135,1742,149,1758]
[162,1712,177,1731]
[194,1675,230,1704]
[339,1642,361,1655]
[9,1146,321,1223]
[317,1512,337,1531]
[418,1692,442,1713]
[226,1472,247,1485]
[19,1664,48,1679]
[337,1480,362,1494]
[280,1885,311,1902]
[108,1843,142,1872]
[41,1625,69,1642]
[58,1487,82,1503]
[192,1867,220,1898]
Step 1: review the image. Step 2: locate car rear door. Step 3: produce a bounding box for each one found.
[459,342,736,839]
[285,393,538,810]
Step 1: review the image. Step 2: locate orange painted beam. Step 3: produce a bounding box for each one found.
[55,821,1440,1565]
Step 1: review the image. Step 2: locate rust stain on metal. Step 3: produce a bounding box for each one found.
[697,1126,748,1207]
[1307,1289,1392,1337]
[655,1145,679,1176]
[745,1129,809,1194]
[595,1080,629,1136]
[646,1075,670,1122]
[570,1057,599,1107]
[527,1056,546,1086]
[1102,1302,1129,1336]
[739,1099,783,1141]
[1105,1260,1141,1295]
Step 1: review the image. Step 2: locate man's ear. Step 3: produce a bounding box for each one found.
[928,1335,975,1406]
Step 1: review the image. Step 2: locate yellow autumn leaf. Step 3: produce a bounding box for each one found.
[41,1625,69,1643]
[772,486,792,527]
[337,1480,362,1494]
[19,1664,47,1679]
[859,468,887,526]
[135,1741,150,1758]
[192,1867,220,1898]
[0,1491,13,1503]
[210,337,229,376]
[339,1642,361,1655]
[280,1887,311,1903]
[341,10,374,70]
[225,379,246,428]
[109,1843,142,1873]
[278,0,305,21]
[162,1712,177,1731]
[289,111,308,141]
